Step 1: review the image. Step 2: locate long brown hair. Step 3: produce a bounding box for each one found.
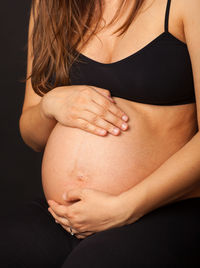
[27,0,144,96]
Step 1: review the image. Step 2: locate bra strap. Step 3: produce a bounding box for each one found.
[164,0,171,32]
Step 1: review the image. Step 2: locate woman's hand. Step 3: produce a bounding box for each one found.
[47,188,131,239]
[39,85,129,136]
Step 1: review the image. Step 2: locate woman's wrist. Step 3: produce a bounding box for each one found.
[117,184,147,225]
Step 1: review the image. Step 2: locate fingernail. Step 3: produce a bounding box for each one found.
[121,123,128,130]
[122,115,128,121]
[98,129,107,135]
[113,127,120,135]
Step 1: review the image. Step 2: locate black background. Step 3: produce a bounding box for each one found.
[0,1,44,213]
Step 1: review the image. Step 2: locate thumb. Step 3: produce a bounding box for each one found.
[63,188,84,202]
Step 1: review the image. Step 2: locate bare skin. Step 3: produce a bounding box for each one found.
[20,0,200,238]
[42,0,200,210]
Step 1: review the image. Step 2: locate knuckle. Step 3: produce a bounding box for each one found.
[83,121,90,130]
[102,99,110,110]
[91,114,99,124]
[74,223,82,231]
[72,222,79,229]
[76,94,88,106]
[80,120,90,130]
[116,109,123,117]
[112,116,121,126]
[80,86,91,96]
[98,107,107,118]
[74,222,85,232]
[76,119,84,128]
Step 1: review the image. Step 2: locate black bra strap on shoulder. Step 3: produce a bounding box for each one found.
[165,0,171,32]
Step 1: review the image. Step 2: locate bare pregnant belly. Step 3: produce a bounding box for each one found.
[42,97,198,204]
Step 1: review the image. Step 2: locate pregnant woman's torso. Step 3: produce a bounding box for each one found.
[42,0,200,204]
[42,100,199,204]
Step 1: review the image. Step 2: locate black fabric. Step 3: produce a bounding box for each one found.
[1,196,200,267]
[69,0,195,106]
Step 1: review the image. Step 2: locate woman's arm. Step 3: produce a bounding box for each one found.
[19,104,56,152]
[19,1,57,152]
[119,0,200,223]
[20,2,129,152]
[120,131,200,223]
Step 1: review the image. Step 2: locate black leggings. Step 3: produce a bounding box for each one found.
[1,196,200,268]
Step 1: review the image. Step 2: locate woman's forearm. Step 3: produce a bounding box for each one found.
[19,102,57,152]
[119,131,200,224]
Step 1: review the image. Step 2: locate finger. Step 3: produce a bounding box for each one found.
[64,188,83,202]
[83,102,128,133]
[75,117,108,136]
[90,89,129,122]
[60,224,93,239]
[48,200,70,218]
[60,224,80,236]
[78,110,116,135]
[48,207,70,226]
[75,234,88,239]
[75,231,94,239]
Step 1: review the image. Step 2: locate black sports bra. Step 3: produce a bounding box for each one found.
[69,0,195,106]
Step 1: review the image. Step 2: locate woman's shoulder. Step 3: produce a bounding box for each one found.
[178,0,200,41]
[177,0,200,21]
[168,0,200,44]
